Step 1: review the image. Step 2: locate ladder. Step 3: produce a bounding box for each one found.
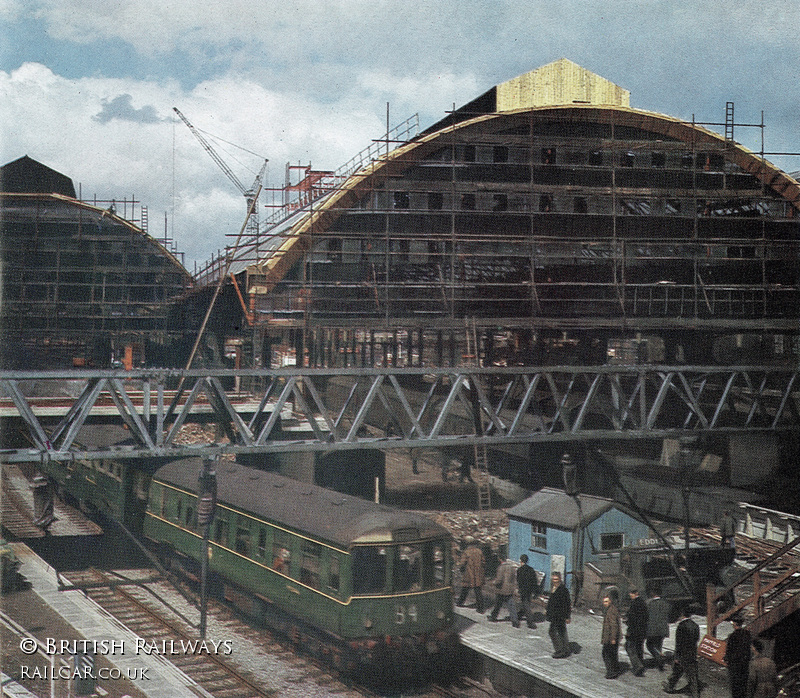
[466,318,491,514]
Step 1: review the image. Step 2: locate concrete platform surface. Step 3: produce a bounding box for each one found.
[456,603,733,697]
[4,543,211,698]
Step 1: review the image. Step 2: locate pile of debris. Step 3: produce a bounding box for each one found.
[421,509,509,553]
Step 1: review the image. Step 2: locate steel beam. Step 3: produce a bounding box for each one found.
[0,365,797,464]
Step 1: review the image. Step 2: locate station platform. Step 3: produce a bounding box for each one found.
[3,543,210,698]
[455,604,733,697]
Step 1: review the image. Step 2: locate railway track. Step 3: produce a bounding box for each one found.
[61,567,269,698]
[60,567,383,697]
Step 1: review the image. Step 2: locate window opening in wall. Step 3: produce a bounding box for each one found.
[573,197,588,214]
[530,522,547,550]
[539,194,554,212]
[393,191,410,209]
[462,144,476,162]
[651,152,666,168]
[327,238,342,262]
[666,199,681,214]
[461,193,476,210]
[588,150,603,166]
[681,153,694,169]
[428,191,443,210]
[621,151,635,167]
[541,147,556,165]
[493,145,509,163]
[492,193,508,212]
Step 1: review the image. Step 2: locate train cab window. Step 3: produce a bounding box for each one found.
[235,526,251,556]
[273,531,291,574]
[327,555,341,592]
[393,544,422,592]
[300,541,322,589]
[422,542,447,589]
[352,546,387,594]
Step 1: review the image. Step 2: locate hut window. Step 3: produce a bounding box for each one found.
[600,532,624,551]
[530,521,547,550]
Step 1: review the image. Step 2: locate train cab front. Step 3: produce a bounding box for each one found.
[344,539,458,679]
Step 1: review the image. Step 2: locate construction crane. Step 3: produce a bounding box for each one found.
[173,107,268,239]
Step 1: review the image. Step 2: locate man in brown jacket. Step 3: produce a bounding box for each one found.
[488,558,520,627]
[747,639,778,698]
[456,538,486,613]
[601,593,622,679]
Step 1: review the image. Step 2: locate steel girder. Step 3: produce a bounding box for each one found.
[0,365,797,463]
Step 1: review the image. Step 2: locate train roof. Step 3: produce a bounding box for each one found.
[152,459,450,549]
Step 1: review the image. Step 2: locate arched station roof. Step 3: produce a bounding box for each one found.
[249,60,800,294]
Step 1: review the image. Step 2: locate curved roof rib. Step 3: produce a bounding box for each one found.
[250,103,800,293]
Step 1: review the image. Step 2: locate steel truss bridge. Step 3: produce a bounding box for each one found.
[0,365,798,464]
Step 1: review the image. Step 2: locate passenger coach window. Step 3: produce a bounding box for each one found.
[235,526,251,556]
[273,531,291,573]
[328,555,340,592]
[352,546,387,594]
[300,541,322,589]
[393,544,422,592]
[423,542,447,589]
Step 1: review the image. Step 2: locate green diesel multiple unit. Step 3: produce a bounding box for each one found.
[143,458,456,676]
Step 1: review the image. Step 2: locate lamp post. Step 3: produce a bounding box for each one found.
[197,456,217,639]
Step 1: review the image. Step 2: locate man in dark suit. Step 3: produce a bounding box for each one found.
[646,586,670,670]
[516,554,540,629]
[546,571,571,658]
[723,615,751,698]
[625,588,648,676]
[663,605,700,697]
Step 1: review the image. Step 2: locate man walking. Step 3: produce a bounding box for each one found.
[625,588,648,676]
[456,538,486,613]
[488,557,519,627]
[664,605,700,697]
[516,554,540,629]
[546,571,571,658]
[646,586,670,670]
[601,593,622,679]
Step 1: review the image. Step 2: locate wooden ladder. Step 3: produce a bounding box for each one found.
[466,318,491,515]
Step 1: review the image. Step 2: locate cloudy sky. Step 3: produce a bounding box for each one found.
[2,1,798,269]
